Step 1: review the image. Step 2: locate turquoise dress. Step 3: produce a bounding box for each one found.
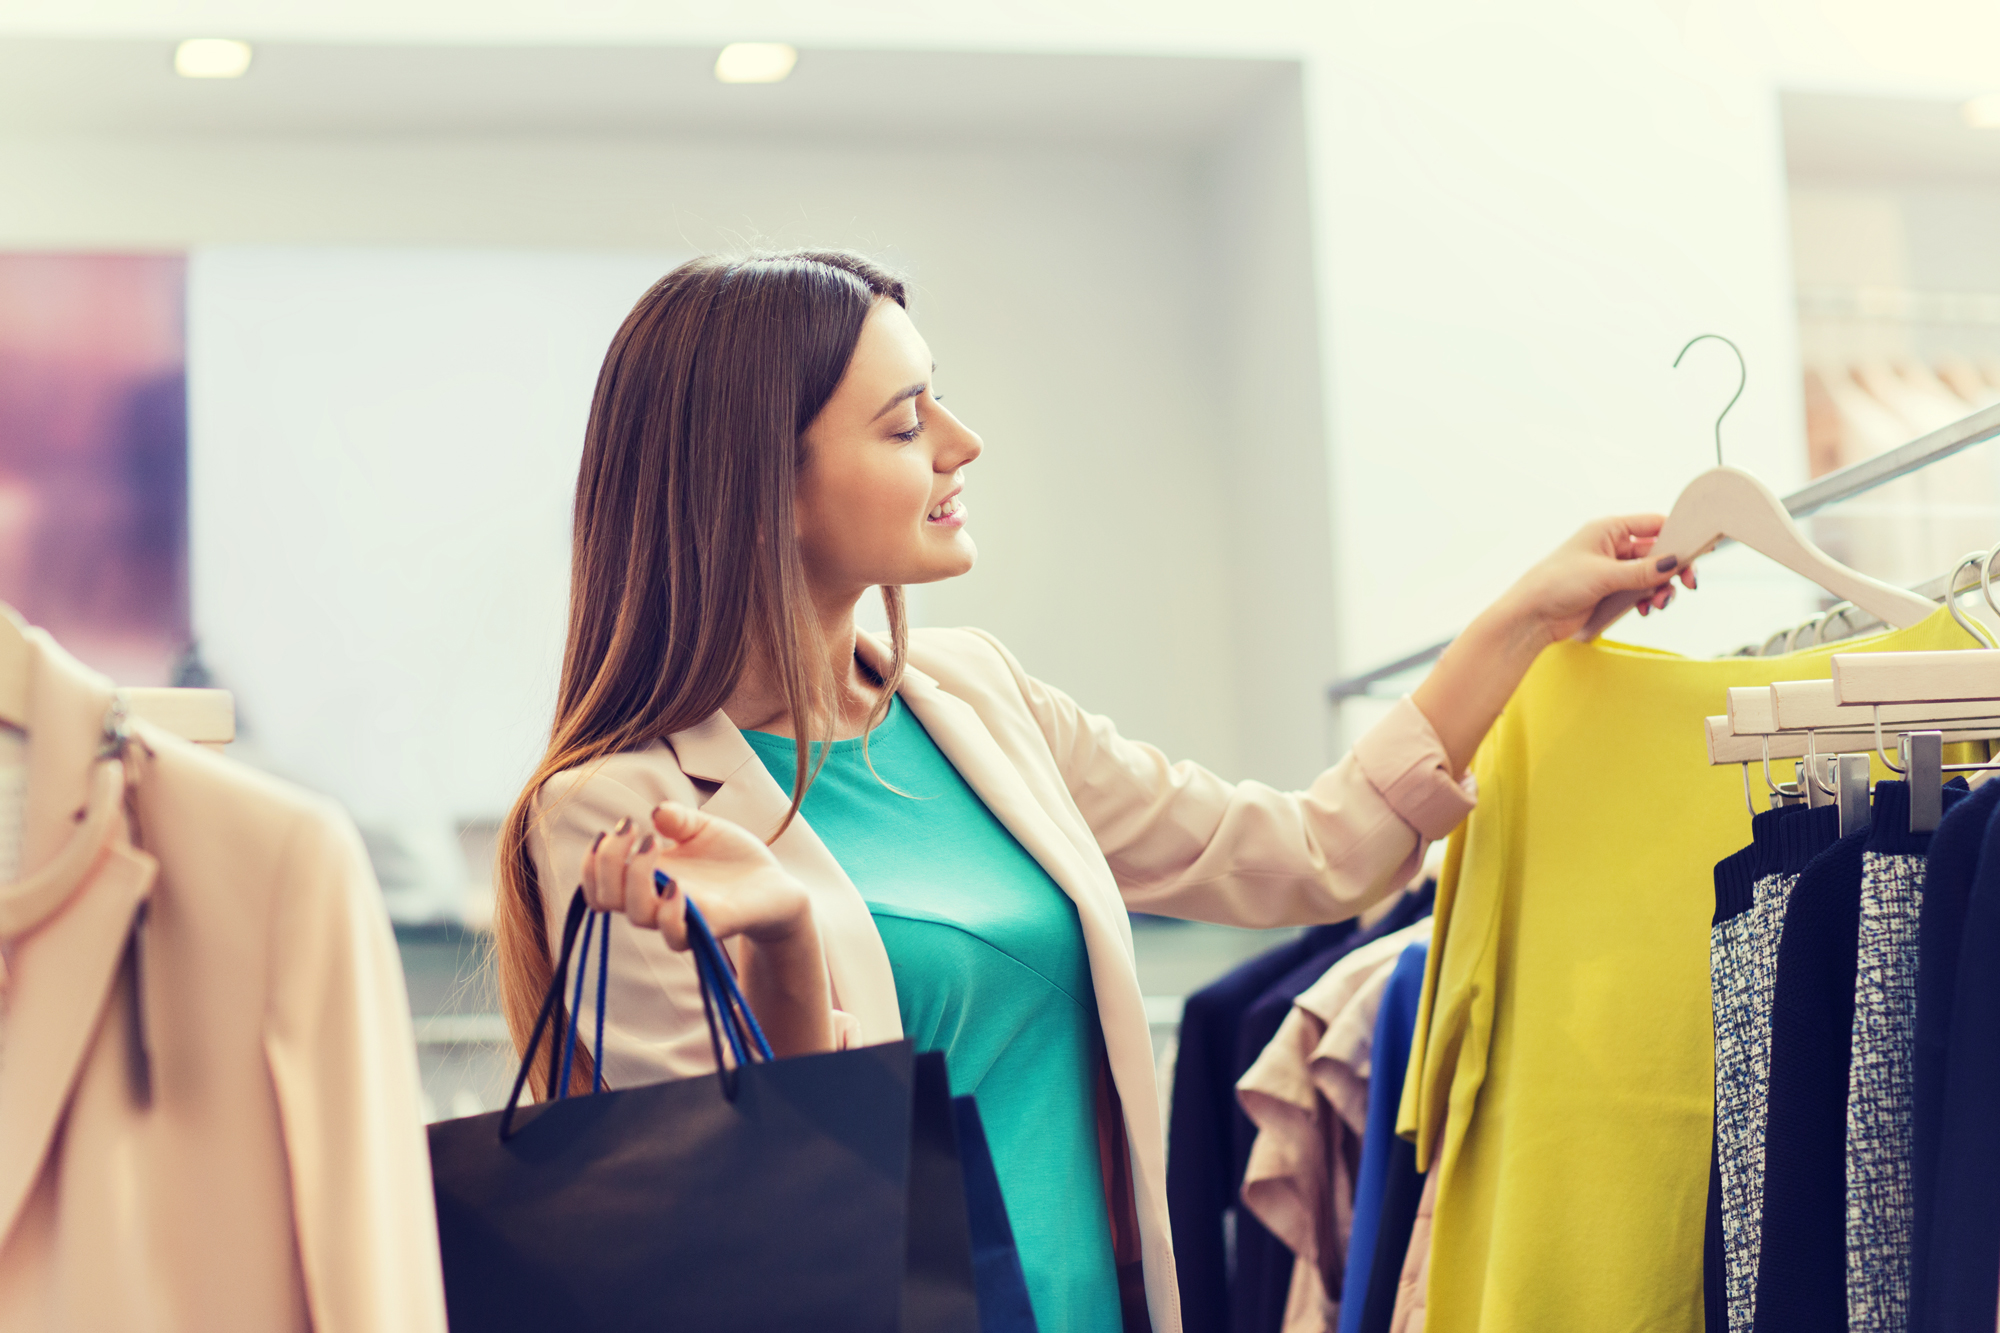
[741,697,1122,1332]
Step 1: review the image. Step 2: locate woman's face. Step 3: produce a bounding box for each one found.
[796,299,983,599]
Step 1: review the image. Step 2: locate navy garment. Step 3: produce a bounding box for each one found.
[1921,786,2000,1333]
[1753,810,1873,1333]
[1230,885,1436,1333]
[1356,1137,1424,1333]
[1169,920,1355,1333]
[1755,783,1965,1333]
[1707,802,1838,1333]
[1911,776,2000,1332]
[1337,942,1428,1333]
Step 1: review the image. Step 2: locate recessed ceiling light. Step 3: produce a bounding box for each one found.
[1964,92,2000,128]
[175,38,253,79]
[714,43,797,85]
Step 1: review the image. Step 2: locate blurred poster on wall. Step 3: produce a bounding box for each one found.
[0,254,188,684]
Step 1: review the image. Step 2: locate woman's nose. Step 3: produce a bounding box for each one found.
[942,417,982,470]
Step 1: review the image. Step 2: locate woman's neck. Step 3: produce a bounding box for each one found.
[721,589,885,741]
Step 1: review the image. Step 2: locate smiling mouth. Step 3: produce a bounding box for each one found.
[927,495,965,522]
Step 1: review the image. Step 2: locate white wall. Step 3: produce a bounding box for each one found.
[189,247,681,916]
[1200,70,1339,785]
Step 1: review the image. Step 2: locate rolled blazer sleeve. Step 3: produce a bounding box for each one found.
[970,629,1474,927]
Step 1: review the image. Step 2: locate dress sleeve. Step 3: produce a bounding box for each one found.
[262,803,448,1333]
[968,628,1475,927]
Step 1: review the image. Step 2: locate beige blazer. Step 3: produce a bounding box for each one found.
[0,633,446,1332]
[530,626,1472,1333]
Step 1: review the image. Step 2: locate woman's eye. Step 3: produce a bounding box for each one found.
[893,415,926,443]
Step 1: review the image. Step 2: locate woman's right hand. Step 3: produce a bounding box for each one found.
[582,800,812,953]
[583,800,835,1057]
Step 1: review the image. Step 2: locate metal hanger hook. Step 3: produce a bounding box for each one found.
[1947,552,1999,648]
[1981,538,2000,620]
[1673,333,1747,468]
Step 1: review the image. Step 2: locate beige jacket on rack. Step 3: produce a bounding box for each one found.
[529,626,1475,1333]
[0,632,446,1332]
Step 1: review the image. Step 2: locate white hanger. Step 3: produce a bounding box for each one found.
[1580,335,1940,642]
[1580,466,1938,640]
[0,602,235,745]
[1831,647,2000,706]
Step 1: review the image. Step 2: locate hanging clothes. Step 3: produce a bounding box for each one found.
[1341,942,1431,1333]
[1754,817,1872,1330]
[1236,918,1433,1333]
[1710,803,1839,1333]
[1171,921,1359,1333]
[1919,782,2000,1333]
[1904,768,2000,1328]
[1754,781,1968,1331]
[1909,775,2000,1333]
[1847,782,1956,1332]
[0,632,445,1330]
[1231,888,1436,1333]
[1397,609,1983,1333]
[1388,1171,1437,1333]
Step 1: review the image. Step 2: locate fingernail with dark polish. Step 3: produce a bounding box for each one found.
[634,834,655,855]
[613,816,633,835]
[653,868,674,897]
[590,831,606,852]
[1655,555,1679,573]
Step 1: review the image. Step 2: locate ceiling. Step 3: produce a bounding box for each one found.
[0,38,1293,150]
[1783,89,2000,185]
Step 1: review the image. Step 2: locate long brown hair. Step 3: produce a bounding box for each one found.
[497,250,910,1094]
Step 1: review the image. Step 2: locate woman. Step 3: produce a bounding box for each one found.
[497,250,1693,1333]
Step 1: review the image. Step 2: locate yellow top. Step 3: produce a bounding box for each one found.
[1395,608,1983,1332]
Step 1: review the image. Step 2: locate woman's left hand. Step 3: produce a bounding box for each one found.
[1499,513,1699,647]
[1412,514,1700,777]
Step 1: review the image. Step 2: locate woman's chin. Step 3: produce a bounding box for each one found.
[897,543,977,586]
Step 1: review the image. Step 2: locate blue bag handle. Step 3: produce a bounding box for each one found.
[499,882,776,1136]
[675,873,774,1100]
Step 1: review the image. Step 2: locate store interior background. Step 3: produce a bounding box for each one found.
[5,0,2000,1116]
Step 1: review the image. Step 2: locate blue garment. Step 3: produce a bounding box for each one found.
[1921,783,2000,1333]
[739,698,1118,1333]
[1911,775,2000,1331]
[1338,942,1429,1333]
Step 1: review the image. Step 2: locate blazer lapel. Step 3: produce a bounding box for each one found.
[887,657,1134,955]
[666,713,902,1040]
[0,634,160,1246]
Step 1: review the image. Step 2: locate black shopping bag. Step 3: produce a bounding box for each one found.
[428,888,980,1333]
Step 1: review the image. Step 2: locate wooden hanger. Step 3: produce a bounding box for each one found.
[1831,648,2000,706]
[1580,334,1939,641]
[0,603,234,746]
[1579,465,1937,641]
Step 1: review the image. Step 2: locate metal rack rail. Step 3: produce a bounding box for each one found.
[1329,400,2000,703]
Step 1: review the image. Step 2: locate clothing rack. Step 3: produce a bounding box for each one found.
[1797,284,2000,327]
[1329,399,2000,703]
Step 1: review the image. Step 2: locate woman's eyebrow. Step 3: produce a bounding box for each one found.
[869,363,938,421]
[870,383,926,421]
